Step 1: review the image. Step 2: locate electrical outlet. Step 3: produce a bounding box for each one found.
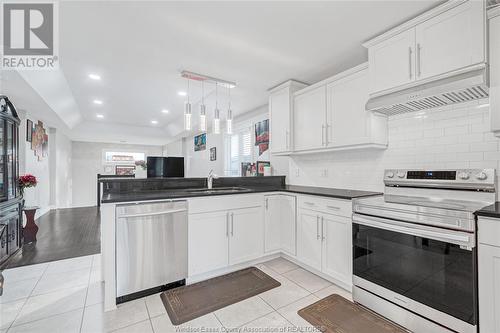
[321,169,328,177]
[295,168,300,177]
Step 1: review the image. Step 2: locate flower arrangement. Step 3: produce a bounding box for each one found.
[18,174,38,196]
[135,160,147,170]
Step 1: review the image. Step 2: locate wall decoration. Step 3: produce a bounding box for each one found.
[115,165,135,176]
[241,162,253,177]
[26,119,33,142]
[194,133,206,151]
[254,119,269,156]
[31,121,48,161]
[210,147,217,161]
[257,161,270,176]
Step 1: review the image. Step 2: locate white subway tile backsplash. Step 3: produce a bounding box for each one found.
[287,104,499,192]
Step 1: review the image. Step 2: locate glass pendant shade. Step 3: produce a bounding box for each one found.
[226,108,233,134]
[199,104,207,132]
[184,102,192,131]
[213,108,220,134]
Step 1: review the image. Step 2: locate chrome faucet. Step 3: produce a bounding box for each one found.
[207,169,218,189]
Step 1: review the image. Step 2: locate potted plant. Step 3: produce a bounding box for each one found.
[18,174,38,198]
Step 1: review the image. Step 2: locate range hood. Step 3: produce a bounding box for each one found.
[366,65,489,116]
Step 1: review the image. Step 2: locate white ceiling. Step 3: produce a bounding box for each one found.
[2,0,443,145]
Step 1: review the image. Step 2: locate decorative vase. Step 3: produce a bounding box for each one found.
[135,167,147,179]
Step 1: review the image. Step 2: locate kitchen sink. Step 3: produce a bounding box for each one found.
[186,187,252,194]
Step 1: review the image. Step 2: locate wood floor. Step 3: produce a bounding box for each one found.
[2,206,100,269]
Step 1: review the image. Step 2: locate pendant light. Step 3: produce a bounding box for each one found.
[226,85,233,135]
[213,82,221,134]
[199,81,207,132]
[184,78,192,131]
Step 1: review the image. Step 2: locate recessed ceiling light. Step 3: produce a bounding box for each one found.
[93,99,103,105]
[162,109,169,114]
[177,91,187,96]
[88,73,101,80]
[96,114,104,119]
[151,120,158,124]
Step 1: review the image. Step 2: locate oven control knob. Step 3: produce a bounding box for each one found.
[476,172,487,180]
[397,172,405,178]
[386,172,394,178]
[458,172,469,180]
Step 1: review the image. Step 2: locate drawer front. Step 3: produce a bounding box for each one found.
[478,217,500,247]
[298,195,352,217]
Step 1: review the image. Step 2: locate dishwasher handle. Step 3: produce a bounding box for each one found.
[118,208,187,219]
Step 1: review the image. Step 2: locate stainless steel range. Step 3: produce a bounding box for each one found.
[352,169,496,333]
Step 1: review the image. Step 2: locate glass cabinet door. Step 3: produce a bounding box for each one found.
[6,121,14,199]
[0,120,5,202]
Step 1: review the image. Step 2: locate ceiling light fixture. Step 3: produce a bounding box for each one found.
[213,82,220,134]
[226,85,233,135]
[183,78,192,131]
[93,99,103,105]
[88,73,101,80]
[96,114,104,119]
[178,91,187,97]
[162,109,169,114]
[199,81,207,132]
[151,120,158,124]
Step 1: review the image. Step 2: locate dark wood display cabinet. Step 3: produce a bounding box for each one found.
[0,96,22,267]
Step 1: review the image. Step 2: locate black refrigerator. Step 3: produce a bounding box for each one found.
[147,157,184,178]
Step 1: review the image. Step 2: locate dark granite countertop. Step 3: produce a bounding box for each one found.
[101,184,381,204]
[475,202,500,218]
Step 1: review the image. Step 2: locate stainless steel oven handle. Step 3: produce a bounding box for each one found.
[353,214,474,248]
[118,208,187,218]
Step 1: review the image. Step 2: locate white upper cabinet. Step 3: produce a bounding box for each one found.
[269,80,307,154]
[293,85,327,152]
[327,67,387,147]
[368,29,416,94]
[489,8,500,136]
[416,0,485,80]
[365,0,486,95]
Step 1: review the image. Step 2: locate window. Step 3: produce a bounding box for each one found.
[225,126,252,176]
[104,151,146,163]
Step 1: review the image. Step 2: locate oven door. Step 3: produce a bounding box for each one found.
[352,213,477,329]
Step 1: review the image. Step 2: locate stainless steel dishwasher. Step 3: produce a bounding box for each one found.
[116,200,187,303]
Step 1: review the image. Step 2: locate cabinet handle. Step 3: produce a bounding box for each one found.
[231,213,234,236]
[265,198,269,210]
[316,216,320,240]
[321,125,325,146]
[417,43,421,77]
[285,130,289,150]
[327,205,340,210]
[304,202,315,206]
[408,47,412,79]
[321,217,325,241]
[226,212,229,237]
[324,124,329,146]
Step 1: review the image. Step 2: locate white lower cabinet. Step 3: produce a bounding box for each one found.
[321,214,351,285]
[478,216,500,333]
[478,243,500,333]
[297,196,353,288]
[188,196,264,277]
[229,207,264,265]
[188,211,229,276]
[297,210,322,271]
[264,194,297,255]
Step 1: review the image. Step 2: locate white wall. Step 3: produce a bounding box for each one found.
[71,141,163,207]
[54,130,73,208]
[183,133,224,177]
[287,100,498,192]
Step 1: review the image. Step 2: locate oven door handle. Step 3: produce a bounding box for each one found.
[353,214,475,249]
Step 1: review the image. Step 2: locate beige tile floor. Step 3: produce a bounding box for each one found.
[0,255,352,333]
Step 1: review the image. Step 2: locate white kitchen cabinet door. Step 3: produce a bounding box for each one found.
[270,88,291,153]
[188,212,229,276]
[490,13,500,136]
[264,195,282,253]
[368,29,415,94]
[327,69,369,146]
[478,243,500,333]
[293,85,327,151]
[297,209,322,271]
[321,214,351,287]
[416,1,485,80]
[229,206,264,265]
[280,195,297,256]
